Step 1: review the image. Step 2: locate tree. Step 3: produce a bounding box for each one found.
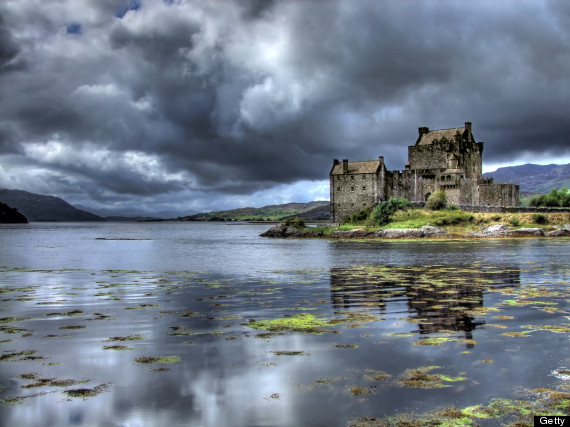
[373,198,411,226]
[426,190,447,210]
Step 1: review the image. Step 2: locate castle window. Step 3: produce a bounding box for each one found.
[337,187,340,191]
[351,186,354,191]
[362,186,366,191]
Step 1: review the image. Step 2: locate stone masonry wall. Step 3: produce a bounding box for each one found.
[331,173,378,222]
[408,142,449,170]
[479,183,519,207]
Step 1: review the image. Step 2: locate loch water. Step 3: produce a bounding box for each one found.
[0,222,569,426]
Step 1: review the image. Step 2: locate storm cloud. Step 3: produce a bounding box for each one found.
[1,0,569,216]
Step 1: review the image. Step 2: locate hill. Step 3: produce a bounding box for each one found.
[483,163,570,194]
[0,202,28,223]
[180,201,330,221]
[0,189,104,221]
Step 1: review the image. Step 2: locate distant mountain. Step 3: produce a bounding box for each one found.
[483,163,570,194]
[180,201,330,221]
[75,204,186,220]
[0,202,28,223]
[0,189,105,221]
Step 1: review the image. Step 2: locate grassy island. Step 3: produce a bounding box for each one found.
[261,195,570,239]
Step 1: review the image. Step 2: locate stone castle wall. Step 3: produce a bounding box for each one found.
[330,173,378,221]
[330,123,519,223]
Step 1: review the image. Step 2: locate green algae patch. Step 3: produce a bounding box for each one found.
[125,304,160,310]
[64,384,110,399]
[0,391,51,406]
[102,345,134,351]
[348,385,375,396]
[397,366,466,389]
[502,331,533,337]
[0,317,30,324]
[0,350,41,362]
[413,336,457,346]
[363,370,391,382]
[105,334,145,342]
[19,373,88,389]
[462,398,535,419]
[135,355,181,364]
[248,314,332,334]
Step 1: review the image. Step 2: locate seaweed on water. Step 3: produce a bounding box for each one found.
[64,384,110,399]
[397,366,466,389]
[134,355,181,364]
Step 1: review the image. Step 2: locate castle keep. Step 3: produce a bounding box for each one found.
[330,122,519,223]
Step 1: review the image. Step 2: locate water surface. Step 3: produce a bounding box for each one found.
[0,222,568,426]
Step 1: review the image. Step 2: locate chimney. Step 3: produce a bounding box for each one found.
[379,156,384,163]
[333,159,339,166]
[342,159,348,174]
[465,122,472,132]
[418,127,429,136]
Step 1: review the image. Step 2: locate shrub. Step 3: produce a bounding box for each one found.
[346,206,372,223]
[373,198,411,226]
[509,216,520,227]
[528,188,570,208]
[426,190,447,210]
[532,213,548,224]
[283,216,305,229]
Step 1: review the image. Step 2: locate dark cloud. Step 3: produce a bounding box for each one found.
[0,0,569,214]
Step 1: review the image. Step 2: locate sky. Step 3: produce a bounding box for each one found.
[1,0,569,217]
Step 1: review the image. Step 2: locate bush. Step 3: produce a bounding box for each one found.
[426,190,447,210]
[346,206,372,223]
[509,216,520,227]
[373,198,411,226]
[528,188,570,208]
[283,216,305,229]
[532,213,548,224]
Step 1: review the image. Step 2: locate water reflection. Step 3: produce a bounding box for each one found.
[330,265,521,342]
[1,259,568,427]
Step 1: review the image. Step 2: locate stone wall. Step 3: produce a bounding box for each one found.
[408,142,449,170]
[479,183,519,207]
[330,173,378,222]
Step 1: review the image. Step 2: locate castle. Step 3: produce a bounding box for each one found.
[329,122,519,223]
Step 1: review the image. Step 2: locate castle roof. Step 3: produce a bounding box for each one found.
[330,160,381,175]
[417,127,466,145]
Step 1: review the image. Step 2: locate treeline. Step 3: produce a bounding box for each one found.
[527,188,570,208]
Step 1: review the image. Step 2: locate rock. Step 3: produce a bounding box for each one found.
[420,225,447,236]
[260,223,288,237]
[564,224,570,232]
[506,227,544,236]
[483,224,507,234]
[377,229,424,238]
[546,227,570,237]
[331,229,371,238]
[260,223,323,238]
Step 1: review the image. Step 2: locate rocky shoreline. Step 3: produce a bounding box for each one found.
[260,223,570,239]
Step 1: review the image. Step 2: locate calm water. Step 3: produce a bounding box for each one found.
[0,222,569,426]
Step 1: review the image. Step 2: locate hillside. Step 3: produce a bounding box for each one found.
[0,202,28,223]
[0,189,104,222]
[483,163,570,194]
[180,201,330,221]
